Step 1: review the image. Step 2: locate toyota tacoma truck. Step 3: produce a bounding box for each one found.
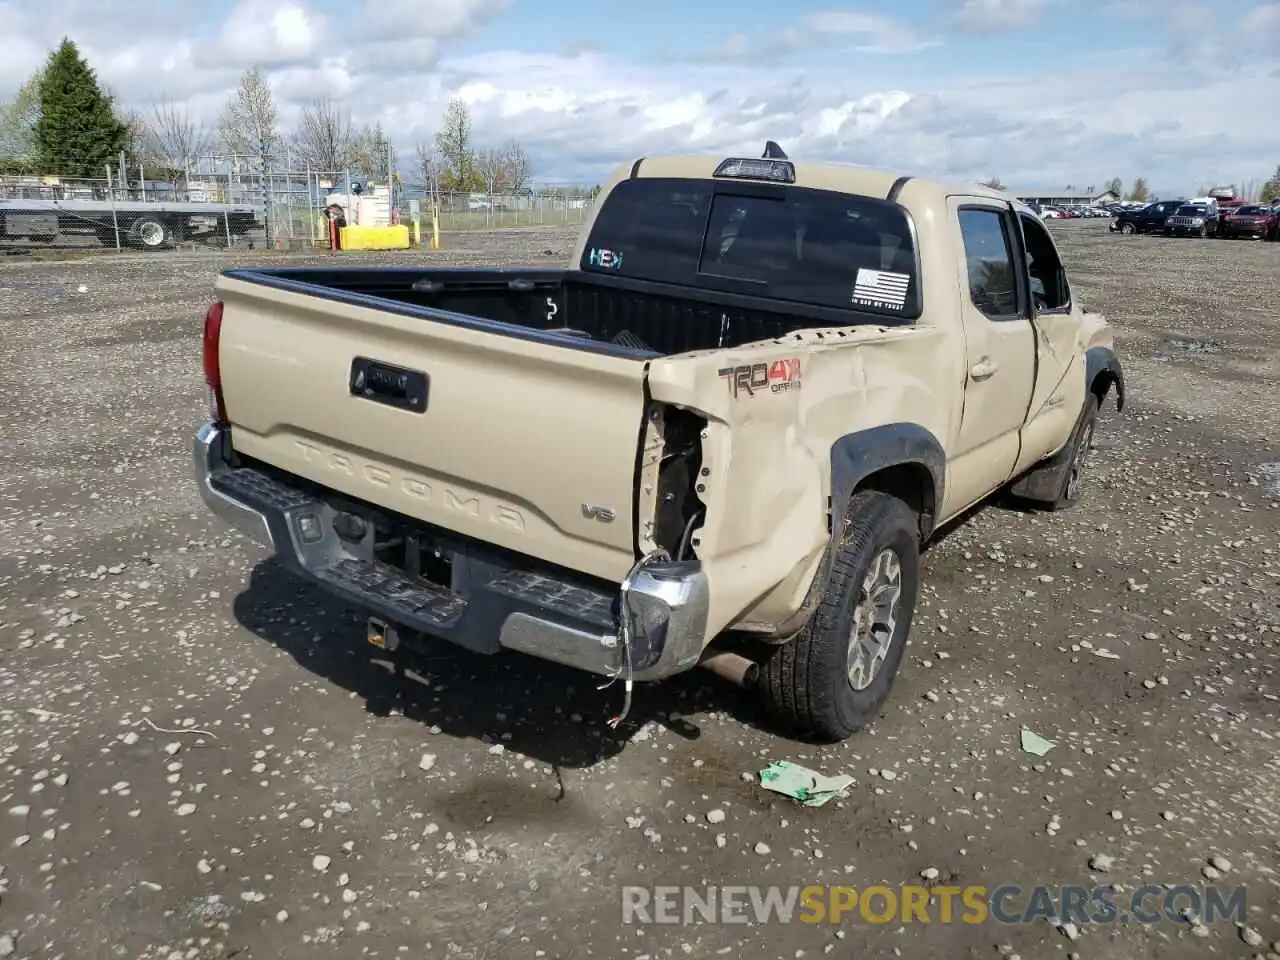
[193,145,1125,742]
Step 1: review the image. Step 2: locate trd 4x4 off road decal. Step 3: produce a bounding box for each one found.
[718,358,801,398]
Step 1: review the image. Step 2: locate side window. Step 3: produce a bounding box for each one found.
[1018,214,1069,311]
[957,208,1019,320]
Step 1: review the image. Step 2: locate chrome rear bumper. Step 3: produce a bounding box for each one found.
[193,422,710,680]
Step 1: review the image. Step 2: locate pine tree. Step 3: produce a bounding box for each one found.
[33,38,129,177]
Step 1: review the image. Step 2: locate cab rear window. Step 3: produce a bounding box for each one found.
[580,178,921,318]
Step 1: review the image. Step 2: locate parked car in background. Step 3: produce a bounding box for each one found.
[1109,199,1186,234]
[1220,204,1277,240]
[1164,201,1219,238]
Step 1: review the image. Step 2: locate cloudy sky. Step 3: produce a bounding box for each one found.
[2,0,1278,192]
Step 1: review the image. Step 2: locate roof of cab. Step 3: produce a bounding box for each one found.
[617,153,1027,212]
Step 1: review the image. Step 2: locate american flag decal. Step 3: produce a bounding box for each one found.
[852,268,910,309]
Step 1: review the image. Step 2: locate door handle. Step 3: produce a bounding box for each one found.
[969,357,999,381]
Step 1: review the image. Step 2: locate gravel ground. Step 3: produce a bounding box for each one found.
[0,221,1277,960]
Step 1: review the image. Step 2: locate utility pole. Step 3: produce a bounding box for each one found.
[259,133,271,247]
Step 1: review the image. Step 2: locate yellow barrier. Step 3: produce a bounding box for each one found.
[338,225,411,251]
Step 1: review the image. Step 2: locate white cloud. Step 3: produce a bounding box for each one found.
[800,11,941,54]
[218,0,326,66]
[682,9,938,61]
[2,0,1278,191]
[953,0,1050,33]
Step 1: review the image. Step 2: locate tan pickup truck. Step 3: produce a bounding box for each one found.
[194,145,1124,741]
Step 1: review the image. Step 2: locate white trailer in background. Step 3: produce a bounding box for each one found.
[0,195,259,250]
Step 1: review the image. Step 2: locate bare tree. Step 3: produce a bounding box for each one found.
[435,98,477,191]
[349,122,390,181]
[218,67,279,159]
[476,146,506,198]
[415,141,444,206]
[144,98,211,172]
[0,69,44,162]
[501,140,530,193]
[292,96,356,171]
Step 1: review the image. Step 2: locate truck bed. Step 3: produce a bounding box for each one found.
[225,265,905,358]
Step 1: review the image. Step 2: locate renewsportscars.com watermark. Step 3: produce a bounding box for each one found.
[621,884,1247,926]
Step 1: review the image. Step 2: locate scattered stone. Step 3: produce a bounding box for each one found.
[706,809,726,825]
[1208,855,1233,873]
[197,859,212,875]
[754,842,771,856]
[276,910,290,923]
[1089,853,1114,872]
[920,867,939,881]
[1241,927,1263,947]
[0,934,14,957]
[419,753,437,772]
[312,854,332,872]
[175,803,197,817]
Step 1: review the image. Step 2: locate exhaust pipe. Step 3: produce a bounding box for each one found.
[698,648,759,688]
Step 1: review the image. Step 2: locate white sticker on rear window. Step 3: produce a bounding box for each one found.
[852,268,910,310]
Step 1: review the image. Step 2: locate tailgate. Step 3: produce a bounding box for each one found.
[214,274,648,581]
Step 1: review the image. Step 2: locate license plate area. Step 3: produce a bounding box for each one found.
[349,357,428,413]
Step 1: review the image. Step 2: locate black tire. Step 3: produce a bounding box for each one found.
[1119,222,1135,235]
[758,490,920,742]
[1044,394,1100,512]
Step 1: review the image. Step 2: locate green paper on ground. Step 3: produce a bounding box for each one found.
[758,761,855,807]
[1020,727,1056,756]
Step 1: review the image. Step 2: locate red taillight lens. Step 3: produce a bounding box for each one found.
[202,300,226,424]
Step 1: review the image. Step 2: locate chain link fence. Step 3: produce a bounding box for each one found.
[0,154,596,254]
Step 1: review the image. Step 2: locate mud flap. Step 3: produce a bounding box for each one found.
[1009,397,1090,502]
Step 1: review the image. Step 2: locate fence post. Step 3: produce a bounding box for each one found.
[105,164,122,251]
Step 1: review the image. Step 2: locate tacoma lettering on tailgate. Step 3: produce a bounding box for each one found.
[293,439,526,530]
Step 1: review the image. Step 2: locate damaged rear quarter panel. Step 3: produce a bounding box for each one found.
[646,323,957,636]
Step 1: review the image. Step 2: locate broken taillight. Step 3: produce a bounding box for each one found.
[202,300,227,424]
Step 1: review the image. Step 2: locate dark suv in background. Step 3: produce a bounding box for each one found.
[1164,202,1220,238]
[1110,199,1187,234]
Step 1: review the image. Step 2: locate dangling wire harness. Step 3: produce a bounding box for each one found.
[598,549,671,728]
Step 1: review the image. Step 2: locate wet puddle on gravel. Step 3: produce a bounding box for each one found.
[1152,336,1223,362]
[1257,463,1280,497]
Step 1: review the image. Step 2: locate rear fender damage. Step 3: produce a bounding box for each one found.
[643,326,946,641]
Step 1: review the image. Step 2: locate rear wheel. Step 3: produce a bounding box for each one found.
[1119,222,1135,235]
[131,216,172,250]
[758,490,921,742]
